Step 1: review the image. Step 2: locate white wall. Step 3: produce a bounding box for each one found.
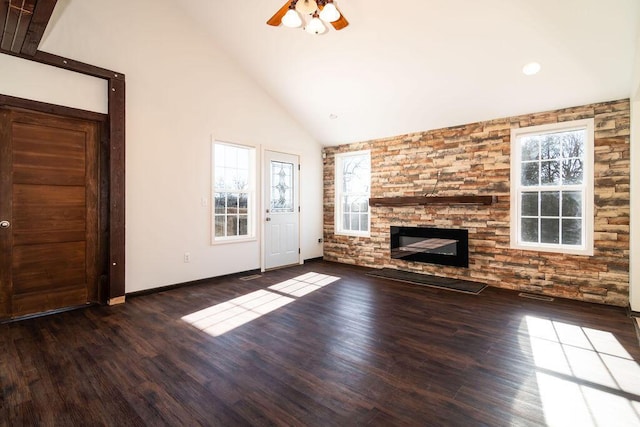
[630,11,640,312]
[2,0,324,293]
[0,54,107,113]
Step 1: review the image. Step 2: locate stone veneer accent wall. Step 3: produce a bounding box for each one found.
[323,99,630,306]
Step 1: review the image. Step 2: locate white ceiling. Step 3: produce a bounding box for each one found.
[179,0,639,146]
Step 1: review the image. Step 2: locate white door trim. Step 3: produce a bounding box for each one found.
[261,148,301,271]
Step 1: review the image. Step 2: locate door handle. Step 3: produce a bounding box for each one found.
[0,220,9,229]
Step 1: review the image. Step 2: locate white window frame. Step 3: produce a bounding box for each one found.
[510,119,594,256]
[335,150,371,237]
[211,140,257,244]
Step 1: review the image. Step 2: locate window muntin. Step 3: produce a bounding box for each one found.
[212,141,256,243]
[335,151,371,236]
[510,120,594,255]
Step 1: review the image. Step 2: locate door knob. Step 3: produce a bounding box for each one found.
[0,220,9,229]
[266,217,271,222]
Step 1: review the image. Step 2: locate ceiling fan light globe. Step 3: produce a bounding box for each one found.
[296,0,318,15]
[319,3,340,22]
[305,16,326,35]
[282,9,302,28]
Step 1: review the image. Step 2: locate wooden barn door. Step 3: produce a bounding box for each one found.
[0,108,100,319]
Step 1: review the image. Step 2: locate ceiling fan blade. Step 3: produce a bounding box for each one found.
[331,12,349,30]
[267,1,292,26]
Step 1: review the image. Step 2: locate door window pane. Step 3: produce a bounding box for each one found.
[270,161,294,213]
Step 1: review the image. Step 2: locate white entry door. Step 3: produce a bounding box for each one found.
[263,151,300,269]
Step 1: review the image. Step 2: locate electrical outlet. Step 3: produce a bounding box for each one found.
[184,252,190,263]
[318,238,323,243]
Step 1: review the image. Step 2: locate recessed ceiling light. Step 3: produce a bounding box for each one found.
[329,113,338,120]
[522,62,541,76]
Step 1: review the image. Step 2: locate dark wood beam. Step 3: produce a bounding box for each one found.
[33,50,125,80]
[0,2,8,46]
[21,0,57,56]
[108,78,126,301]
[0,0,39,53]
[9,1,34,53]
[369,195,497,207]
[0,0,57,55]
[1,1,24,51]
[0,47,125,80]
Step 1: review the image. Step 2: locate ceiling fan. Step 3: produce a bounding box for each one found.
[267,0,349,34]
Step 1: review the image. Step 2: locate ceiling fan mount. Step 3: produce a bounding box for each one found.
[267,0,349,34]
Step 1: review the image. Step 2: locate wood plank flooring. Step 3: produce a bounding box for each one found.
[1,260,639,426]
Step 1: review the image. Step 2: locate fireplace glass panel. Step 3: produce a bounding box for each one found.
[390,226,468,267]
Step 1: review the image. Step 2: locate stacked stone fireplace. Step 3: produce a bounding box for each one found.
[322,99,630,306]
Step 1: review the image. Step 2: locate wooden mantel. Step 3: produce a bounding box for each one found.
[369,195,497,207]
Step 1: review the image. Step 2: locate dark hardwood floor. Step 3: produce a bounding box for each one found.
[1,260,639,426]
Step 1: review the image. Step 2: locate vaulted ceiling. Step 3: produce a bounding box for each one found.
[4,1,639,147]
[178,0,639,146]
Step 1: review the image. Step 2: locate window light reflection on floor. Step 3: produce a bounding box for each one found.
[182,272,340,337]
[523,315,640,426]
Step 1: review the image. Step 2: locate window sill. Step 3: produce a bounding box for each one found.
[335,231,371,238]
[510,242,593,257]
[212,237,257,246]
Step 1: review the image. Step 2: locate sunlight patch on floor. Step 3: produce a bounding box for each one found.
[182,272,340,337]
[268,272,340,297]
[524,315,640,426]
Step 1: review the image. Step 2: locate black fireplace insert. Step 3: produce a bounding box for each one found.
[390,226,469,267]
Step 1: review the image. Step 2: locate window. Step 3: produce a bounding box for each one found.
[270,161,294,213]
[510,119,594,255]
[212,141,256,243]
[335,150,371,236]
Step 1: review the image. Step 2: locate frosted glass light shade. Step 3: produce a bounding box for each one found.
[319,3,340,22]
[305,16,326,34]
[296,0,318,15]
[282,9,302,28]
